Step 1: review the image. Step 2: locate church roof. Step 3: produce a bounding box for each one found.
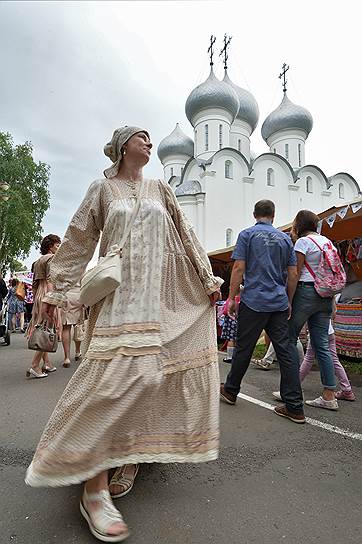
[223,72,259,132]
[175,179,203,196]
[261,93,313,141]
[185,68,239,126]
[157,124,194,163]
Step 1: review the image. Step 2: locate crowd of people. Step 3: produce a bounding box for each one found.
[0,125,357,543]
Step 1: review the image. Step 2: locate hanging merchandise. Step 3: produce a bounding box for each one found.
[337,205,349,219]
[325,213,336,228]
[351,202,362,214]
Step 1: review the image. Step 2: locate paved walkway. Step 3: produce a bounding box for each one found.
[0,334,361,544]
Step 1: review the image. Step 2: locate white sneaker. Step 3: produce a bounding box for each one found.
[272,391,282,401]
[305,396,339,411]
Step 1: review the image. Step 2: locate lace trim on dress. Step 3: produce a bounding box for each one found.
[86,345,162,359]
[92,322,161,336]
[25,450,219,488]
[87,331,162,355]
[160,347,218,375]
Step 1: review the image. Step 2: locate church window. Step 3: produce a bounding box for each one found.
[238,139,241,152]
[170,167,174,177]
[181,167,184,177]
[205,124,209,151]
[273,148,276,154]
[226,228,233,247]
[267,168,275,186]
[298,144,302,167]
[225,160,233,179]
[219,124,223,149]
[306,176,313,193]
[339,183,345,199]
[285,143,289,160]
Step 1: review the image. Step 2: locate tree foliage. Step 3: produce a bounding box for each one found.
[0,132,50,273]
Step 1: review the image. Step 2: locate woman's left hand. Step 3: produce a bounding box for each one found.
[208,290,221,306]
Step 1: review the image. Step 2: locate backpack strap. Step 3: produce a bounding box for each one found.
[304,260,316,279]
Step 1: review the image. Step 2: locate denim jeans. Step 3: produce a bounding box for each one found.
[289,284,335,389]
[224,302,304,414]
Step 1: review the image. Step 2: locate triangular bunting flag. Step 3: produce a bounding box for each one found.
[351,202,362,213]
[325,213,336,228]
[337,205,349,219]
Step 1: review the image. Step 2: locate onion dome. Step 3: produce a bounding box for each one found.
[175,179,202,196]
[157,123,194,163]
[223,72,259,133]
[261,93,313,142]
[185,68,239,126]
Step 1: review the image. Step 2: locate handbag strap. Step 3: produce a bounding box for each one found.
[118,178,145,252]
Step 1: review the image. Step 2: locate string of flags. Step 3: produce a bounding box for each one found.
[317,201,362,233]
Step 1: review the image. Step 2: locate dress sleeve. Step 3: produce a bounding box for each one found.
[43,180,104,307]
[161,181,223,295]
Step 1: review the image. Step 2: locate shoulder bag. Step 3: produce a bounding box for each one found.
[79,179,144,307]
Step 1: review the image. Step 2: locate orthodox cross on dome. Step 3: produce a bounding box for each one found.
[208,35,217,67]
[219,34,232,71]
[279,63,290,93]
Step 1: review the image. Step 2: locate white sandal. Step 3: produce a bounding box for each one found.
[80,488,129,542]
[109,464,139,499]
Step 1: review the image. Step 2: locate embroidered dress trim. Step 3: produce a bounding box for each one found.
[25,450,219,488]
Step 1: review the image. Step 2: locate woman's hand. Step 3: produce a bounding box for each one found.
[42,302,56,324]
[208,290,221,306]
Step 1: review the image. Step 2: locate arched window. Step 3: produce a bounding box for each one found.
[273,148,276,154]
[225,160,233,179]
[267,168,275,186]
[181,167,184,177]
[219,124,223,149]
[170,167,174,177]
[306,176,313,193]
[237,139,241,152]
[298,144,302,167]
[205,124,209,151]
[226,228,233,247]
[285,143,289,159]
[339,183,345,199]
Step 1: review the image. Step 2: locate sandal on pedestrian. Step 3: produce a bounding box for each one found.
[80,488,129,542]
[62,359,71,368]
[26,368,48,379]
[75,352,82,361]
[109,464,139,499]
[44,366,57,373]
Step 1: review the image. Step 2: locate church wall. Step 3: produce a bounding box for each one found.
[329,174,359,203]
[193,108,234,160]
[251,157,295,227]
[267,129,306,168]
[163,154,190,182]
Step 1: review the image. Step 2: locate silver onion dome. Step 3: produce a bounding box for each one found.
[185,68,239,126]
[223,72,259,133]
[261,93,313,142]
[175,179,202,196]
[157,123,194,163]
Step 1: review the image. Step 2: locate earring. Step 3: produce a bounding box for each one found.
[123,148,127,156]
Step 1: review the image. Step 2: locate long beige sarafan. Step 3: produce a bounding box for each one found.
[26,178,222,487]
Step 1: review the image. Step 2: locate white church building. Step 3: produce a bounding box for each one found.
[157,52,361,252]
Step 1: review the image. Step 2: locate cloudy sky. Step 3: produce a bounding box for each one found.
[0,0,361,268]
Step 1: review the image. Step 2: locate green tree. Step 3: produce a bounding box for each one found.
[10,259,27,273]
[0,132,50,274]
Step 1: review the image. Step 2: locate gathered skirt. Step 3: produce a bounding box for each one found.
[26,353,219,487]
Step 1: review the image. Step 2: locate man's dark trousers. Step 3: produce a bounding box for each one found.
[224,301,304,414]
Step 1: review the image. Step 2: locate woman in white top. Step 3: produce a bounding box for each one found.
[288,210,338,410]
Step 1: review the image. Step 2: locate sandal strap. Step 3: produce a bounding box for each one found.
[83,489,124,534]
[109,464,139,487]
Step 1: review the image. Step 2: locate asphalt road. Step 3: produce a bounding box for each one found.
[0,334,361,544]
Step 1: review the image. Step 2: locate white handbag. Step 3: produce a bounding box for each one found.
[79,180,144,307]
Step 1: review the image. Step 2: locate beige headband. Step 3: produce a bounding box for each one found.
[103,126,150,178]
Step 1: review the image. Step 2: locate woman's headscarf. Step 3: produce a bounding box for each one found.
[103,126,150,179]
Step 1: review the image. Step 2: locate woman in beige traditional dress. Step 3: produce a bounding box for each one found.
[25,127,222,542]
[26,234,62,379]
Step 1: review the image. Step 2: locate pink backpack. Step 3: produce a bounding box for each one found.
[304,236,346,298]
